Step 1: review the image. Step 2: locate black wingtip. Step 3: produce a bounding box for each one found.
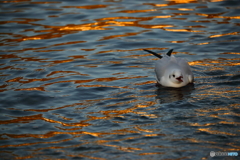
[143,49,162,59]
[166,49,173,56]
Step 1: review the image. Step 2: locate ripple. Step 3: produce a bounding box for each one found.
[0,0,240,159]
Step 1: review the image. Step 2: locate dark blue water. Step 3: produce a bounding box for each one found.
[0,0,240,159]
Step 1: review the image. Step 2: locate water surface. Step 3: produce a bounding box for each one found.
[0,0,240,159]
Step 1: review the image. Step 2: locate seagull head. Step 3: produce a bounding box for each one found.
[169,69,183,84]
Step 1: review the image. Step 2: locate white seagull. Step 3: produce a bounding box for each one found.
[143,49,194,88]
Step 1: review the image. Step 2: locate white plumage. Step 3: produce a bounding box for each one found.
[144,49,194,88]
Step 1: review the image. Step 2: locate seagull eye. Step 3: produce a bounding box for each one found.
[173,74,175,77]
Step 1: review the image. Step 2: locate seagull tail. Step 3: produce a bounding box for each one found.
[143,49,162,59]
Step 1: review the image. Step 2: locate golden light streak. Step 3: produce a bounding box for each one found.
[2,15,176,46]
[63,4,109,10]
[90,99,157,120]
[134,80,155,86]
[7,76,62,83]
[209,0,226,2]
[1,130,110,140]
[221,52,240,55]
[0,113,90,128]
[136,101,157,108]
[155,4,168,7]
[98,31,147,41]
[134,126,153,133]
[151,24,173,28]
[103,144,142,152]
[192,40,240,46]
[0,114,43,125]
[42,75,147,87]
[43,117,90,127]
[50,40,86,46]
[46,70,89,77]
[139,152,163,155]
[143,3,168,7]
[164,28,204,32]
[196,13,240,19]
[116,9,157,13]
[189,58,240,66]
[81,48,96,51]
[31,1,60,4]
[209,32,240,38]
[167,0,198,4]
[177,8,194,11]
[167,40,186,43]
[187,138,217,144]
[22,37,42,41]
[198,128,237,136]
[76,84,131,89]
[15,87,45,91]
[59,25,107,31]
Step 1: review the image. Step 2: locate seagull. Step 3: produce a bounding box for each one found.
[143,49,194,88]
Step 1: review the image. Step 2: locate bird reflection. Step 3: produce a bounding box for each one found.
[155,83,195,104]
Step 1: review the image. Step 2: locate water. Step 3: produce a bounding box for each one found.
[0,0,240,159]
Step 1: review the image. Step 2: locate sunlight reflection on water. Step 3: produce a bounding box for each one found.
[0,0,240,159]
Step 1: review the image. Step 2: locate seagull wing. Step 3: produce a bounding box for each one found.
[166,49,173,56]
[177,58,194,82]
[143,49,162,59]
[155,56,171,82]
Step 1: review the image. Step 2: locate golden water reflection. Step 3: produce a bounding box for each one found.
[1,0,240,159]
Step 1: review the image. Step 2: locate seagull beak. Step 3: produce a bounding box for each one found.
[176,76,183,82]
